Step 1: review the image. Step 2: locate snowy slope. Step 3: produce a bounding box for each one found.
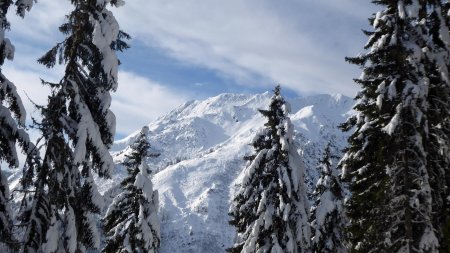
[100,92,354,253]
[5,92,353,252]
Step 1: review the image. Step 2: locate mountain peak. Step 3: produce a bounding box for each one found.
[106,92,353,252]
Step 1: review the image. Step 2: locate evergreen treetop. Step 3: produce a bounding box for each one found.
[229,85,310,253]
[19,1,129,252]
[341,0,448,252]
[103,126,161,253]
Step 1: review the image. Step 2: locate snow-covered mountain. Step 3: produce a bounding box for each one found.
[98,92,354,253]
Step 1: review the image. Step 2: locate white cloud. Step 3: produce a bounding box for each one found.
[3,66,52,122]
[4,4,188,137]
[1,1,381,137]
[3,64,185,138]
[8,1,69,43]
[2,41,66,123]
[113,0,377,96]
[6,1,379,97]
[112,71,187,136]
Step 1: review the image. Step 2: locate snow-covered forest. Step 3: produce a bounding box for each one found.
[0,1,449,253]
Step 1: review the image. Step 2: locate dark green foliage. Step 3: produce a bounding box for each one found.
[20,86,77,253]
[19,1,128,252]
[0,1,36,251]
[342,5,411,251]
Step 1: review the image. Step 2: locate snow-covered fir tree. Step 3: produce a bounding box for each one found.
[19,1,129,252]
[341,0,447,252]
[424,2,450,250]
[0,1,35,251]
[228,85,310,253]
[103,126,160,253]
[310,144,346,253]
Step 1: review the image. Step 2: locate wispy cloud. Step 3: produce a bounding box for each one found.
[3,45,185,139]
[6,1,379,96]
[8,1,69,44]
[113,0,377,96]
[112,71,187,136]
[4,3,187,137]
[3,1,380,137]
[4,64,185,138]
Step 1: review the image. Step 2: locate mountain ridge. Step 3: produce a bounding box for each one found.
[6,92,354,252]
[104,92,354,252]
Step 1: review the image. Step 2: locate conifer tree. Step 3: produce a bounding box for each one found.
[341,0,444,252]
[19,1,129,252]
[423,2,450,250]
[228,85,310,253]
[103,126,160,253]
[0,171,14,251]
[0,1,35,251]
[310,144,346,253]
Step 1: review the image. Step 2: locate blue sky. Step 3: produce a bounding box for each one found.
[3,0,378,139]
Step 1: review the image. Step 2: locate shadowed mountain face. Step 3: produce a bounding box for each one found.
[105,92,354,253]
